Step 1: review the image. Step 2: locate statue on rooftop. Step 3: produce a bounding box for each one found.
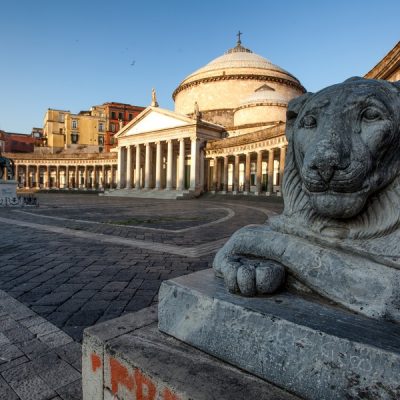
[151,88,159,107]
[214,77,400,324]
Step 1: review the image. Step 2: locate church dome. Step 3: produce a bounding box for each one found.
[173,39,305,127]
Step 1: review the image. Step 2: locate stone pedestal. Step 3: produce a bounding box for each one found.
[0,180,19,206]
[158,269,400,400]
[82,306,299,400]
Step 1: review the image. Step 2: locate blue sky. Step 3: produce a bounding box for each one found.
[0,0,398,133]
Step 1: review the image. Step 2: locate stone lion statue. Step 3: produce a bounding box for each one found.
[214,77,400,324]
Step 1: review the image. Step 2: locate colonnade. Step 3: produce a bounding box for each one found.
[13,163,117,190]
[207,146,286,195]
[117,136,203,192]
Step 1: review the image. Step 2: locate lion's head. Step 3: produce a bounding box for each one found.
[276,77,400,240]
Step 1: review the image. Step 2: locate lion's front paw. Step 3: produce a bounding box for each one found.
[219,256,285,296]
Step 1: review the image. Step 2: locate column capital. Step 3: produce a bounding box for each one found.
[178,137,186,143]
[166,139,173,144]
[190,135,200,142]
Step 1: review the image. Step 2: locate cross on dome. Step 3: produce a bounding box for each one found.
[237,31,243,45]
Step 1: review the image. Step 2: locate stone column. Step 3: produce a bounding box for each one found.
[117,146,123,189]
[155,141,162,189]
[111,165,115,188]
[45,166,50,189]
[212,157,218,193]
[35,166,40,188]
[223,156,229,193]
[101,165,105,189]
[135,144,141,189]
[56,166,60,189]
[267,149,274,195]
[74,167,78,189]
[278,146,286,195]
[93,165,100,189]
[84,166,88,189]
[178,138,185,191]
[255,150,263,195]
[145,143,152,189]
[66,166,70,189]
[190,137,200,191]
[244,153,251,194]
[126,145,132,189]
[233,155,240,193]
[166,140,173,190]
[200,148,205,192]
[25,166,30,189]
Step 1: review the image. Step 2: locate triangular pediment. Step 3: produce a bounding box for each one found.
[116,107,195,138]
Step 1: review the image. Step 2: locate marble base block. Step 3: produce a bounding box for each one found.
[0,180,17,197]
[158,269,400,400]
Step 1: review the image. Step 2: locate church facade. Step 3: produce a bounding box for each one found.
[114,38,305,197]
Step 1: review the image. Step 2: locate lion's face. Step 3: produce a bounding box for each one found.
[287,78,400,219]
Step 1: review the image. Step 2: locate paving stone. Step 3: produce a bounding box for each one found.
[19,315,48,328]
[3,326,35,344]
[34,292,74,307]
[0,375,19,400]
[18,338,52,360]
[56,379,82,400]
[0,343,24,363]
[33,353,81,390]
[0,355,29,373]
[28,321,60,337]
[0,316,20,332]
[38,330,73,349]
[7,375,56,400]
[53,342,82,372]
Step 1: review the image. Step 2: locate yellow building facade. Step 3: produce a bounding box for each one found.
[43,106,106,153]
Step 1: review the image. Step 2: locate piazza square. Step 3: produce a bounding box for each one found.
[0,3,400,399]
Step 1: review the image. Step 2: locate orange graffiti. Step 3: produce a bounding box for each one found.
[135,368,157,400]
[108,357,180,400]
[110,357,135,394]
[163,388,180,400]
[91,354,102,373]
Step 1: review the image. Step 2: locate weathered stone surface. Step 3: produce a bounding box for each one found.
[213,77,400,324]
[82,306,300,400]
[158,269,400,400]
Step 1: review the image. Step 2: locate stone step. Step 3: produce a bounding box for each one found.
[102,189,198,200]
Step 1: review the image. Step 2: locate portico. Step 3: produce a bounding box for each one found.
[205,122,287,195]
[115,107,224,196]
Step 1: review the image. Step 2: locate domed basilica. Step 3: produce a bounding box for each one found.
[115,36,305,197]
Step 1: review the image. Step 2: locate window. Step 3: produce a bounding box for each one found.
[59,128,63,134]
[72,120,78,129]
[118,112,123,120]
[110,123,115,132]
[128,113,133,120]
[111,112,116,119]
[71,133,79,144]
[98,122,104,132]
[110,137,115,145]
[58,113,65,123]
[98,135,104,145]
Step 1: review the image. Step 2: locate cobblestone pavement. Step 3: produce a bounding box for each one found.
[0,193,283,399]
